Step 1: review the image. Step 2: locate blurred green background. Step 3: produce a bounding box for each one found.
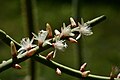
[0,0,120,80]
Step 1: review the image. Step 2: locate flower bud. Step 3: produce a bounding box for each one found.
[70,17,76,27]
[46,23,53,38]
[13,64,22,69]
[11,41,17,61]
[68,37,77,43]
[81,18,84,25]
[80,63,87,72]
[81,71,90,77]
[56,68,61,76]
[54,29,60,35]
[26,48,36,57]
[117,73,120,78]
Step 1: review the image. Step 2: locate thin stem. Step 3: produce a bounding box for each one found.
[34,55,111,80]
[86,15,106,27]
[0,29,21,49]
[0,51,117,80]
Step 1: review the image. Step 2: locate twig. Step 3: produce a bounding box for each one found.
[0,29,21,49]
[34,55,111,80]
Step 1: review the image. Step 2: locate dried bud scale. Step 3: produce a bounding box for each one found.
[46,23,53,38]
[10,41,17,61]
[13,64,22,69]
[68,37,77,43]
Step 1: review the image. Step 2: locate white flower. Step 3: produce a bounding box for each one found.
[32,30,48,46]
[18,38,36,52]
[72,18,93,40]
[53,35,67,50]
[61,23,75,37]
[78,22,93,36]
[52,40,67,58]
[53,40,67,50]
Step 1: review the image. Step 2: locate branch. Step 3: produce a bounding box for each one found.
[0,29,21,49]
[34,55,111,80]
[86,15,106,27]
[0,15,117,80]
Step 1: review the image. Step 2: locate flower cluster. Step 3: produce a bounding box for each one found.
[5,15,107,78]
[17,17,93,58]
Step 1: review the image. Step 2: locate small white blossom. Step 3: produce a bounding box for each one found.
[53,40,67,50]
[52,40,67,58]
[32,30,48,46]
[72,18,93,40]
[61,23,75,37]
[78,22,93,36]
[18,38,36,52]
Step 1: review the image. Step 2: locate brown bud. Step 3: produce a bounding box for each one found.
[80,63,87,72]
[56,68,61,76]
[46,51,54,60]
[26,48,36,57]
[11,41,17,61]
[46,23,53,38]
[81,71,90,77]
[117,73,120,78]
[68,37,77,43]
[38,40,43,46]
[70,17,77,27]
[13,64,22,69]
